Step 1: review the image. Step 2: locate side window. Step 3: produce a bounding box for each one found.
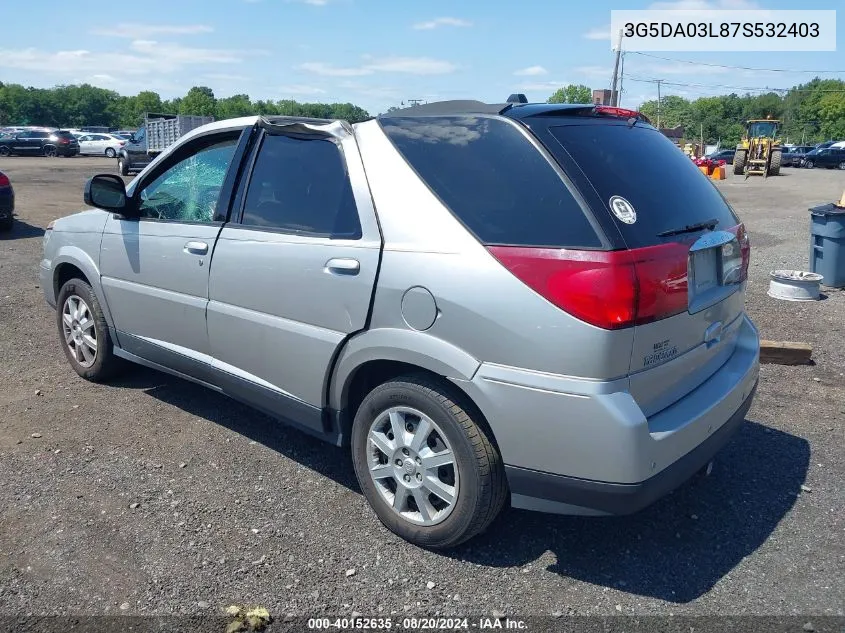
[137,136,238,223]
[79,135,91,142]
[240,134,362,239]
[34,132,49,139]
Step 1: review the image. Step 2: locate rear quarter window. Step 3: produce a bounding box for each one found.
[379,115,602,248]
[548,122,739,248]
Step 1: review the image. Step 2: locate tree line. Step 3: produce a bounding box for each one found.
[545,79,845,146]
[0,82,371,129]
[634,78,845,146]
[1,78,842,145]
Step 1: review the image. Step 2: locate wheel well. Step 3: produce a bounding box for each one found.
[342,360,497,449]
[54,263,89,299]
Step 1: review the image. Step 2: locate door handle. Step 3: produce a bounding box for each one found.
[184,241,209,255]
[325,258,360,275]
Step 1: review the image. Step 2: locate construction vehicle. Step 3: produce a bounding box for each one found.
[733,118,782,178]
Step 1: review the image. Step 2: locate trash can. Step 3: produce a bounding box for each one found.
[809,203,845,288]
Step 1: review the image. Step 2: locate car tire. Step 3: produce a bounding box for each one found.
[805,160,814,169]
[118,158,130,176]
[105,148,116,158]
[838,161,845,170]
[0,146,10,157]
[56,278,124,382]
[351,374,508,549]
[43,146,57,158]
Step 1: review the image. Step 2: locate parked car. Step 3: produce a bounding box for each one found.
[40,101,759,548]
[0,169,13,230]
[77,133,126,158]
[0,130,79,157]
[801,147,845,169]
[782,145,815,167]
[705,149,735,164]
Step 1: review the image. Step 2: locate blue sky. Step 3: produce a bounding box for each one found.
[0,0,842,115]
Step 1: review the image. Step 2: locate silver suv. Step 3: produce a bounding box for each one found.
[40,100,760,549]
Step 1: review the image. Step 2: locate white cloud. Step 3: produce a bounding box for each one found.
[514,65,548,76]
[204,73,250,81]
[278,84,327,96]
[412,17,473,30]
[365,56,457,75]
[91,23,213,38]
[648,62,730,74]
[300,56,457,77]
[648,0,758,8]
[0,41,264,79]
[518,81,568,91]
[584,25,610,40]
[574,65,612,79]
[337,81,403,101]
[300,62,373,77]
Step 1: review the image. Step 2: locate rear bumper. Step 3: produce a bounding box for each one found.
[505,380,756,515]
[454,314,760,515]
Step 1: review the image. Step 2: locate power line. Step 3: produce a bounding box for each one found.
[628,51,845,74]
[626,76,786,92]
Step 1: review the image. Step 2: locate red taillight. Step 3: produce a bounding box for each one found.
[0,174,9,187]
[726,223,751,281]
[58,138,69,144]
[487,243,690,330]
[594,105,649,123]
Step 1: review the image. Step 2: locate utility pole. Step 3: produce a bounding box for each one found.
[618,53,625,107]
[609,29,623,106]
[656,79,663,129]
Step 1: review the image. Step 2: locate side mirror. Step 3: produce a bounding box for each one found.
[84,174,137,217]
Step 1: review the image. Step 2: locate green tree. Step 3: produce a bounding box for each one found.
[179,86,216,117]
[216,94,254,119]
[547,84,592,104]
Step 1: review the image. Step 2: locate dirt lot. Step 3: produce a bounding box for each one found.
[1,156,843,619]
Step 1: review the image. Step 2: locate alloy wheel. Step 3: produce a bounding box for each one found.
[366,406,459,526]
[61,295,97,368]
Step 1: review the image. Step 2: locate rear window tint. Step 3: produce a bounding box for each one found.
[380,116,601,248]
[548,123,738,247]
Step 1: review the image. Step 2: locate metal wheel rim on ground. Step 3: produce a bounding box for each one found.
[61,295,97,368]
[367,406,459,526]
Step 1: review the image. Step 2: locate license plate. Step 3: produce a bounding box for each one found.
[689,232,742,299]
[692,247,719,294]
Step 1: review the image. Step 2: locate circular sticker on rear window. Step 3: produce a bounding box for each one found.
[609,196,637,224]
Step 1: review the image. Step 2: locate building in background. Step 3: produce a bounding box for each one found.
[591,89,618,105]
[660,125,685,146]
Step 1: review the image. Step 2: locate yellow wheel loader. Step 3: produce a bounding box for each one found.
[733,118,782,178]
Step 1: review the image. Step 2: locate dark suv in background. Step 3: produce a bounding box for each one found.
[0,130,79,157]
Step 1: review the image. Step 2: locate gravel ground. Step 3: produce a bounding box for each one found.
[0,156,843,619]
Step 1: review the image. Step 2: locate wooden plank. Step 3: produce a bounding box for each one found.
[760,340,813,365]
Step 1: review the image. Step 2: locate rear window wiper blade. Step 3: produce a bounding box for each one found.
[657,218,719,237]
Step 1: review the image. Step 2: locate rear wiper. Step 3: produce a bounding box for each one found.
[657,218,718,237]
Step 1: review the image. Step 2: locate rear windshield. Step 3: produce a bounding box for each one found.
[53,131,75,139]
[548,122,739,247]
[380,115,602,248]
